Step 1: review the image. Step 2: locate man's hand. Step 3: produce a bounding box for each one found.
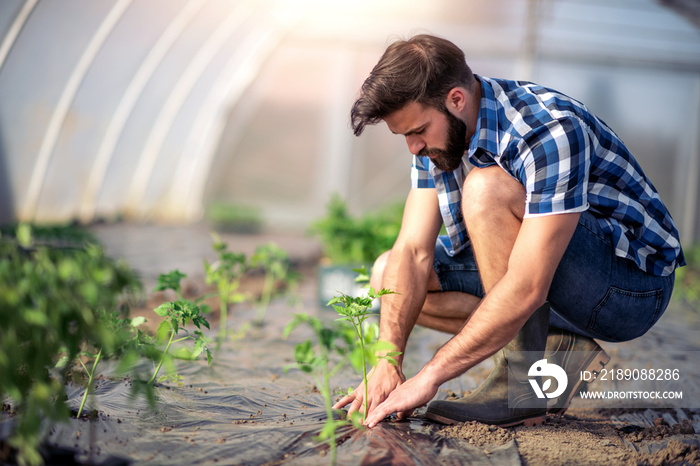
[332,359,406,418]
[362,370,439,428]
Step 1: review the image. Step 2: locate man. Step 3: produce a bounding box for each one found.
[333,34,685,429]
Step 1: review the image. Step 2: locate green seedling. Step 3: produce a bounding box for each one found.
[59,311,155,418]
[328,280,400,423]
[153,269,213,313]
[284,272,400,464]
[284,314,353,464]
[153,269,187,300]
[250,242,300,325]
[204,234,249,343]
[149,300,212,384]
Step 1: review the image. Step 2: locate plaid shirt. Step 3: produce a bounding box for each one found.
[411,75,685,276]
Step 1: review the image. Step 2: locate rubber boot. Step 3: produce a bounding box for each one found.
[544,326,610,415]
[425,303,551,427]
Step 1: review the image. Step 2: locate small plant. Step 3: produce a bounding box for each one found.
[203,234,249,343]
[149,272,213,384]
[328,274,400,423]
[284,314,352,464]
[149,300,213,384]
[153,269,213,314]
[60,310,156,418]
[284,271,400,463]
[250,242,300,324]
[153,270,188,299]
[204,237,248,345]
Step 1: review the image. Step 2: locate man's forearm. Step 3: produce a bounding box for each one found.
[419,270,544,386]
[377,243,434,361]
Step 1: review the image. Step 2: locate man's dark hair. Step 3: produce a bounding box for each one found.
[350,34,476,136]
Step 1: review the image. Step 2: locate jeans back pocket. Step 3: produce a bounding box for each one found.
[588,286,663,342]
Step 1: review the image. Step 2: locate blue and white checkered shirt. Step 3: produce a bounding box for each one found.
[411,76,685,277]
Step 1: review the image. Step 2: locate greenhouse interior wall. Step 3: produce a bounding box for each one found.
[0,0,699,246]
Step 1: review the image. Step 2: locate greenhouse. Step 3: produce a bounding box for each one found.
[1,0,700,464]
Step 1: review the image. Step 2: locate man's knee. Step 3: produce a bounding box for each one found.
[462,166,525,223]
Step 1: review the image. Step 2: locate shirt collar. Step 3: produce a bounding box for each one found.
[468,75,500,160]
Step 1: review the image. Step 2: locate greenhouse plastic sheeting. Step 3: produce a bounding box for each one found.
[0,288,515,465]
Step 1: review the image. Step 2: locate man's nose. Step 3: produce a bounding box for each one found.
[406,135,425,155]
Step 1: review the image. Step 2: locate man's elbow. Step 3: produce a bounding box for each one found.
[393,239,434,267]
[508,273,551,316]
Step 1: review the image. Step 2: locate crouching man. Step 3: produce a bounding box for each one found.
[333,34,685,428]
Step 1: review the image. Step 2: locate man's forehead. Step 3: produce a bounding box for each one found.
[385,101,434,135]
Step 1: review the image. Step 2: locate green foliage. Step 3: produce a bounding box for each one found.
[284,270,400,464]
[205,201,263,234]
[154,270,188,299]
[310,194,403,264]
[0,223,142,466]
[283,314,352,464]
[149,272,213,384]
[61,310,157,418]
[154,269,212,315]
[0,222,99,248]
[674,243,700,311]
[250,242,300,324]
[204,234,249,343]
[328,276,400,423]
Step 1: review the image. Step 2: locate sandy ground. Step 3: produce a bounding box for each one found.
[437,410,700,465]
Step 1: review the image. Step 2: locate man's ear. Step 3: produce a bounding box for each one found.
[445,87,467,112]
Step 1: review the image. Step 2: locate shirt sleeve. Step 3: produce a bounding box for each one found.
[410,155,436,189]
[517,117,590,217]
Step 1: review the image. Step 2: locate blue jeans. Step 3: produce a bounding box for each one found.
[432,211,675,342]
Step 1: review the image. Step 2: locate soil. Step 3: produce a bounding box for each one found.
[436,409,700,465]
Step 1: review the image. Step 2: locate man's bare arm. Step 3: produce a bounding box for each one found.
[333,187,443,417]
[377,188,443,358]
[364,211,582,427]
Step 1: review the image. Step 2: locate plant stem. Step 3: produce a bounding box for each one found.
[218,279,229,344]
[355,320,368,424]
[319,341,337,464]
[256,271,275,323]
[218,298,228,343]
[149,330,174,384]
[77,348,102,418]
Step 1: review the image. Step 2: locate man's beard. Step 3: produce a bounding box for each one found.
[418,109,467,172]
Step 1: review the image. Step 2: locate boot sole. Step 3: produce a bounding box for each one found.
[549,349,611,416]
[426,412,547,427]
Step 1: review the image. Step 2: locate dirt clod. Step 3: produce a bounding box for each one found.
[639,440,700,466]
[436,410,700,466]
[437,421,513,447]
[624,420,697,443]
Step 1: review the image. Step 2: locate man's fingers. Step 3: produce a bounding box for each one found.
[332,394,355,410]
[363,394,396,428]
[364,401,391,428]
[347,398,364,416]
